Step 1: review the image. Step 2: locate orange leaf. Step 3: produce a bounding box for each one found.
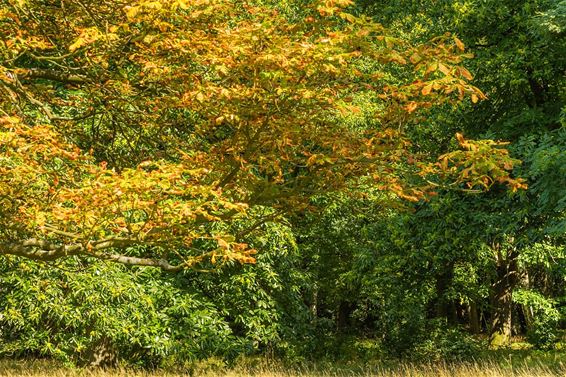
[459,67,473,80]
[406,102,418,113]
[454,36,465,51]
[438,63,450,75]
[425,62,438,75]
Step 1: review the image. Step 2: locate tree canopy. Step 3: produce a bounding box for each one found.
[0,0,523,271]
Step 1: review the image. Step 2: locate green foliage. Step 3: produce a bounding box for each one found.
[412,323,483,361]
[514,289,561,349]
[0,221,309,367]
[0,258,236,367]
[517,129,566,235]
[351,0,566,351]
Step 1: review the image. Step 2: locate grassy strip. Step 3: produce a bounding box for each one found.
[0,357,565,377]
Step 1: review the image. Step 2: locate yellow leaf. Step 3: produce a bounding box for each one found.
[68,27,100,52]
[440,156,448,171]
[143,1,163,10]
[347,105,361,113]
[68,37,85,52]
[217,238,229,249]
[339,12,357,23]
[306,154,319,167]
[124,6,140,20]
[336,0,354,6]
[421,84,433,96]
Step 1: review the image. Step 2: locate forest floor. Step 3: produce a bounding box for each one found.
[1,351,566,376]
[1,356,566,377]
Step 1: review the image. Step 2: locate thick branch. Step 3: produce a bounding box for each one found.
[0,238,184,272]
[18,68,90,85]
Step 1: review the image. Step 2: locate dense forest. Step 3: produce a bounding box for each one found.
[0,0,565,372]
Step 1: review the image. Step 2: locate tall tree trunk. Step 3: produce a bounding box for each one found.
[469,301,481,334]
[489,245,519,347]
[433,263,456,324]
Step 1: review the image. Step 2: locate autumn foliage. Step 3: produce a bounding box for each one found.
[0,0,524,269]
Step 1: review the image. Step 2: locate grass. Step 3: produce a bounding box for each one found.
[1,357,565,377]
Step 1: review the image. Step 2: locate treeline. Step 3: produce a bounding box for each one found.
[0,0,564,368]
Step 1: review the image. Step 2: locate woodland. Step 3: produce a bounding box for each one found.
[0,0,565,373]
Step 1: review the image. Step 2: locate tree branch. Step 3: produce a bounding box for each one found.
[0,238,185,272]
[18,68,90,85]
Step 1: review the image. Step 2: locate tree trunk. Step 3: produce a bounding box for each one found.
[469,301,481,334]
[489,246,519,347]
[82,336,118,369]
[433,263,456,324]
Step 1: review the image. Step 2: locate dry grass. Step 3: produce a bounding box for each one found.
[0,359,565,377]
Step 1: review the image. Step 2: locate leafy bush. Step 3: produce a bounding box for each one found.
[527,321,559,350]
[0,258,239,367]
[0,221,310,367]
[514,289,560,350]
[412,322,483,361]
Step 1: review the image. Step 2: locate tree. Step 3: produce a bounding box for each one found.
[357,0,566,347]
[0,0,522,271]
